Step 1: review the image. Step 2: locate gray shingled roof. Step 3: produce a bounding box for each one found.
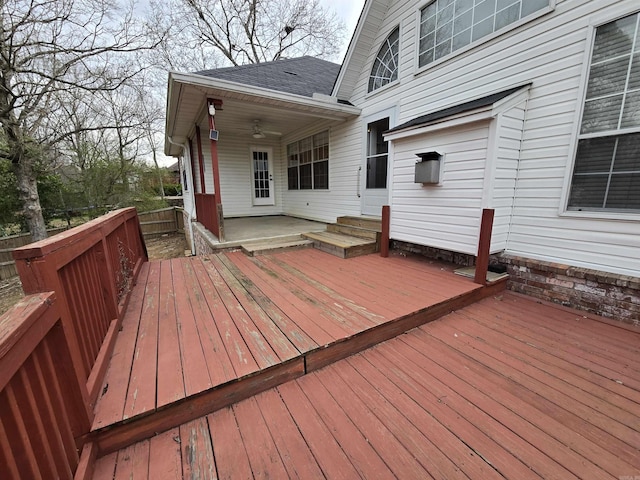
[195,56,340,98]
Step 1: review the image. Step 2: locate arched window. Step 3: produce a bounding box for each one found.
[368,27,399,93]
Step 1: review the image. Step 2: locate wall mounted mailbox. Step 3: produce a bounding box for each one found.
[415,151,441,184]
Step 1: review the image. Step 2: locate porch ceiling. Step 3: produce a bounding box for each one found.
[165,72,361,156]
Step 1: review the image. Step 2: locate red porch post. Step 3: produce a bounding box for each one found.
[207,98,225,241]
[195,126,206,194]
[380,205,390,258]
[474,208,495,285]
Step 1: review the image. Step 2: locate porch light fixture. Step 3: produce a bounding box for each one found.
[208,103,216,116]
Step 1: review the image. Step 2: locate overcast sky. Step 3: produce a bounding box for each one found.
[323,0,366,59]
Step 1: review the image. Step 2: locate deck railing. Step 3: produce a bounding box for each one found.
[0,293,92,480]
[12,207,147,406]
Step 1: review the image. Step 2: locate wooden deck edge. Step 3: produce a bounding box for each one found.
[86,278,506,463]
[306,278,506,373]
[87,358,305,457]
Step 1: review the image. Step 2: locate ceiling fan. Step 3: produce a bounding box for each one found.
[252,120,282,139]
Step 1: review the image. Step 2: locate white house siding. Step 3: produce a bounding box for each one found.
[490,102,527,252]
[390,122,490,255]
[217,136,284,217]
[281,119,363,223]
[339,0,640,276]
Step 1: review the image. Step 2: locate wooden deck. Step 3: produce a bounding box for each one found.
[89,248,498,453]
[92,291,640,479]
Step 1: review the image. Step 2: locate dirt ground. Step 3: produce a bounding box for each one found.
[0,233,188,316]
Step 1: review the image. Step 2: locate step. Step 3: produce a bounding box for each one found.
[336,216,382,232]
[303,231,377,259]
[326,223,379,241]
[241,238,313,256]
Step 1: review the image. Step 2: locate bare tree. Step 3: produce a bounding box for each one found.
[0,0,165,240]
[154,0,346,68]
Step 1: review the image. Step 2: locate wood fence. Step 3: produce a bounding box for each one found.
[137,206,184,236]
[0,228,67,281]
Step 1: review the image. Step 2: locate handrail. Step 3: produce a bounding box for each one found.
[0,293,91,479]
[12,207,148,405]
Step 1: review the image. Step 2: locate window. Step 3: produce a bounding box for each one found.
[568,12,640,212]
[366,118,389,189]
[287,131,329,190]
[418,0,549,68]
[369,27,400,92]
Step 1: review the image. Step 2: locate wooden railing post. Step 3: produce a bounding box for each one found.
[381,205,390,258]
[474,208,495,285]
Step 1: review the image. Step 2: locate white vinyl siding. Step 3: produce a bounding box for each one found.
[390,122,490,255]
[338,0,640,276]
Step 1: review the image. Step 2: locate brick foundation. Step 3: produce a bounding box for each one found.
[182,210,193,253]
[192,222,219,255]
[391,241,640,325]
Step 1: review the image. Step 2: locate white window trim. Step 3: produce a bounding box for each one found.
[414,0,555,76]
[559,6,640,219]
[286,130,331,191]
[367,26,401,96]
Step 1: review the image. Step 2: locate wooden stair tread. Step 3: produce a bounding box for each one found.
[303,231,376,248]
[242,239,313,256]
[336,216,382,232]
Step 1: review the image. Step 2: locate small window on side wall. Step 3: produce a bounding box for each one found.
[369,27,400,93]
[568,12,640,212]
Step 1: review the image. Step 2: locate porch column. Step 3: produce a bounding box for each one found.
[207,98,225,241]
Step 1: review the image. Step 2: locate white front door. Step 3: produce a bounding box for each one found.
[362,117,390,216]
[251,147,274,206]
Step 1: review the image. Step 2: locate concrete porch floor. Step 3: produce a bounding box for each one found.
[221,215,327,244]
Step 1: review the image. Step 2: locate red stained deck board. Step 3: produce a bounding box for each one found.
[341,355,505,480]
[449,305,640,425]
[255,254,385,331]
[91,451,117,480]
[189,257,260,378]
[432,313,640,452]
[462,299,640,407]
[208,408,253,480]
[371,340,573,480]
[484,300,640,381]
[295,373,398,480]
[217,252,321,352]
[123,261,160,420]
[156,260,186,409]
[179,258,236,387]
[193,255,280,370]
[170,258,213,397]
[312,368,433,480]
[225,251,336,347]
[92,263,150,429]
[276,381,363,480]
[231,396,290,479]
[207,254,300,363]
[252,389,325,479]
[179,418,216,479]
[288,248,475,305]
[276,251,416,318]
[409,321,640,474]
[148,428,182,479]
[113,440,149,479]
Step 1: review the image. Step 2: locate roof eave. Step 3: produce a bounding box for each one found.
[164,71,361,156]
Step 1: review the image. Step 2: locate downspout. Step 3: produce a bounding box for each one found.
[167,136,196,255]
